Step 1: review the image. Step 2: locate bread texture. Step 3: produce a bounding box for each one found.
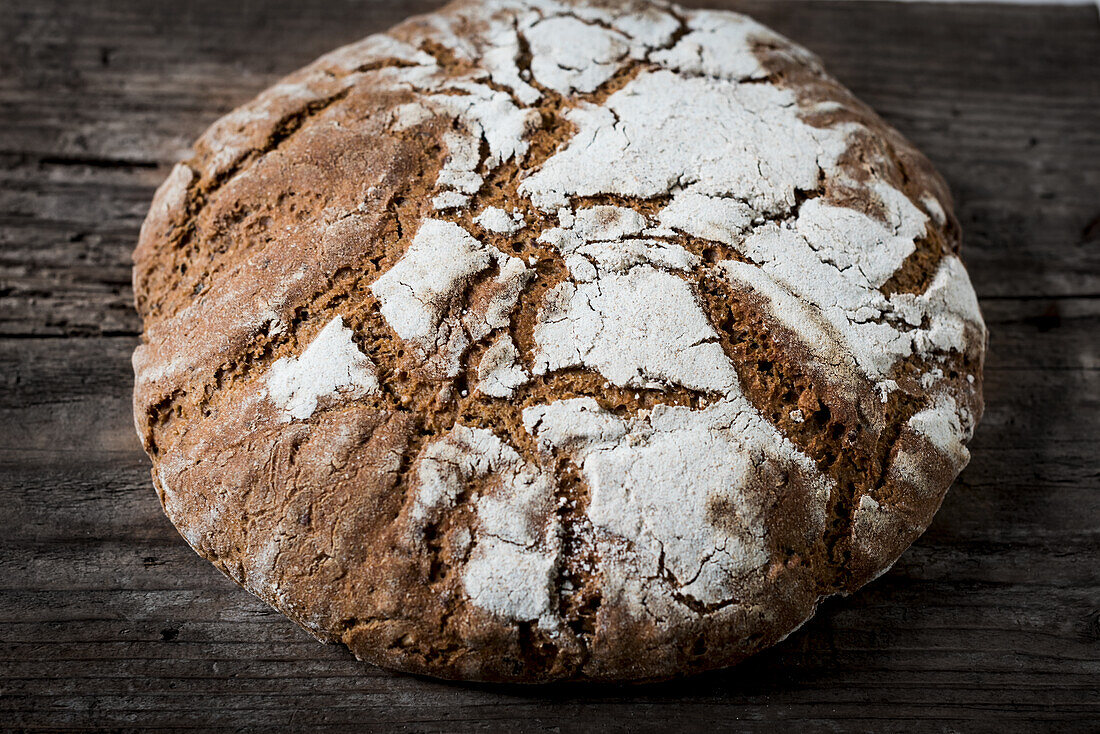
[132,0,986,683]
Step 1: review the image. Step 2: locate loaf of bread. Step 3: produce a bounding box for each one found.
[132,0,986,682]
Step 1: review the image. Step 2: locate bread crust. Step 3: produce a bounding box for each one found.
[133,0,985,683]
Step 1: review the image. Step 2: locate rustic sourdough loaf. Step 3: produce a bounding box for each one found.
[132,0,986,682]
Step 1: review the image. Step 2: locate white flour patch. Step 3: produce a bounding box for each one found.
[476,335,531,398]
[530,203,728,394]
[264,316,379,422]
[539,205,699,275]
[371,219,492,369]
[524,396,830,608]
[409,425,561,628]
[467,255,533,341]
[717,258,870,409]
[475,206,526,234]
[463,537,558,625]
[890,255,986,356]
[650,10,797,82]
[572,205,647,241]
[372,219,530,377]
[519,70,849,213]
[659,193,757,245]
[421,84,541,211]
[531,266,740,394]
[908,393,972,471]
[523,15,636,95]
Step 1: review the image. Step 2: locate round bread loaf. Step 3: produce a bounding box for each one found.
[132,0,986,682]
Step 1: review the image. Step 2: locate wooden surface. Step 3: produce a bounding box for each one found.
[2,0,1098,730]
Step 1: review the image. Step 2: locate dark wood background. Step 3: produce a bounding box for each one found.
[2,0,1098,731]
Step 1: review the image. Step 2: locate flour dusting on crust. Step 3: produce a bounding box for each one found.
[371,218,531,376]
[264,317,379,422]
[476,335,531,398]
[133,0,986,683]
[407,425,561,628]
[524,396,830,609]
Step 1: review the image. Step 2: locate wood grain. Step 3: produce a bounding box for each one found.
[1,0,1098,731]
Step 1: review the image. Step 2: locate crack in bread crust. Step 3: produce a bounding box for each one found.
[134,0,986,683]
